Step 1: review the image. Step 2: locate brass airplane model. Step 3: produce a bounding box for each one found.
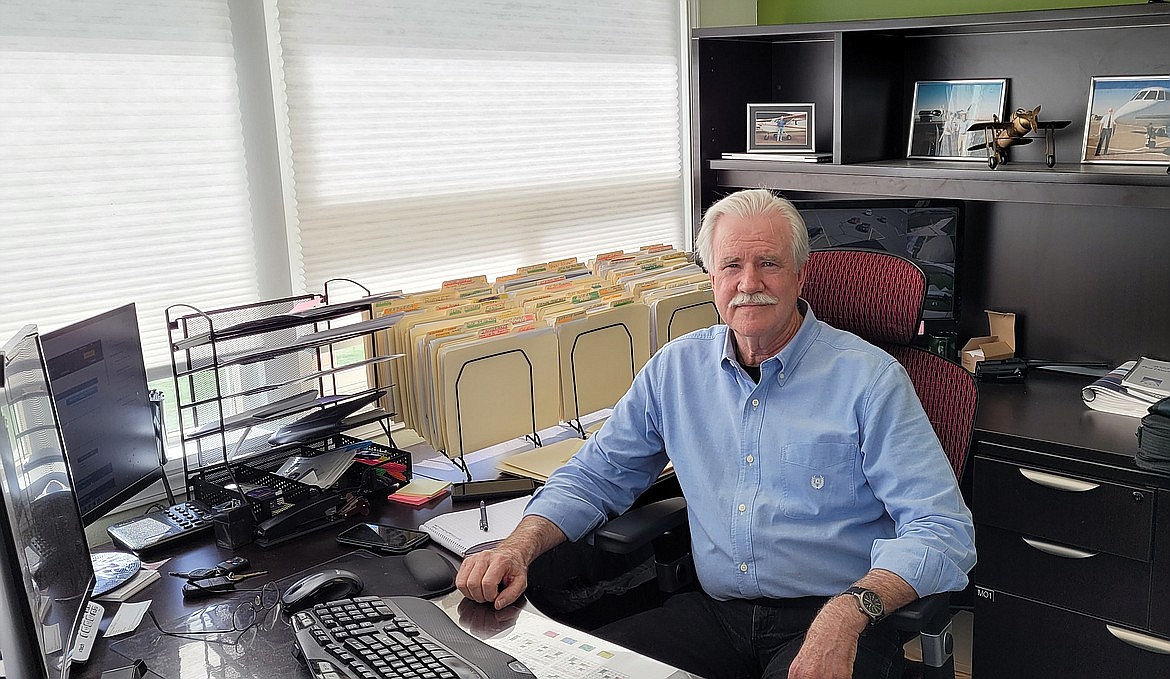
[966,105,1071,169]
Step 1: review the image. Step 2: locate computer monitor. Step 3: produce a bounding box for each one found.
[794,199,963,322]
[0,326,96,678]
[42,304,164,525]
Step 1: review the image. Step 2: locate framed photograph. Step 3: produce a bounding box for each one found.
[747,103,815,153]
[907,79,1008,160]
[1081,75,1170,164]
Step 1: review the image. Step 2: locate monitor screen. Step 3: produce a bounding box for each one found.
[42,304,162,525]
[794,199,962,321]
[0,326,95,678]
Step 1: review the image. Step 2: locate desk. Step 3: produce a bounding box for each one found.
[971,371,1170,678]
[75,478,695,679]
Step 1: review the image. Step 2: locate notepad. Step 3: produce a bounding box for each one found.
[420,494,532,557]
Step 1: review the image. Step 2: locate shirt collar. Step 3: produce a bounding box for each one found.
[719,299,821,376]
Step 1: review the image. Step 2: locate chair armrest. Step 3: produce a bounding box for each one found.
[591,497,688,555]
[889,592,952,634]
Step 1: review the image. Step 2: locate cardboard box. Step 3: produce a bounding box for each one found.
[961,310,1016,373]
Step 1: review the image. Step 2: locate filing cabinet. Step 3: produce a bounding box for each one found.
[972,375,1170,678]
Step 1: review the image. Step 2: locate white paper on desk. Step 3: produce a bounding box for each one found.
[485,607,676,679]
[104,600,153,637]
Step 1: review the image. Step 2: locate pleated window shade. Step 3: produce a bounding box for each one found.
[271,0,688,296]
[0,1,257,372]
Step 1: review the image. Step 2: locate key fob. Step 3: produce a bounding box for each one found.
[217,556,250,574]
[182,576,236,599]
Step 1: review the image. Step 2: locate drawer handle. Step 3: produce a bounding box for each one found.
[1019,468,1099,492]
[1106,625,1170,654]
[1021,537,1097,559]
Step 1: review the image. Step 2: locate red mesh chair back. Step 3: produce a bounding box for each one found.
[802,249,977,480]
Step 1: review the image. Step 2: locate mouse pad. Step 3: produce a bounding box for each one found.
[109,549,456,678]
[281,548,457,599]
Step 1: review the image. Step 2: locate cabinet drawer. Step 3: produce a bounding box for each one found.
[974,590,1170,679]
[976,524,1149,627]
[974,457,1154,560]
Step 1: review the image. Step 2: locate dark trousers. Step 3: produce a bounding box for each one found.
[593,591,904,679]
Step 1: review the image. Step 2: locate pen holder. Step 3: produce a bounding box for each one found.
[213,504,255,549]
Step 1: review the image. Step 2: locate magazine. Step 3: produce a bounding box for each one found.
[1081,361,1160,418]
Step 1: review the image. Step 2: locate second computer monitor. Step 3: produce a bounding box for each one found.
[41,303,163,525]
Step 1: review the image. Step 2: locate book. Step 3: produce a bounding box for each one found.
[1122,356,1170,399]
[720,152,831,162]
[1082,361,1160,417]
[419,494,532,557]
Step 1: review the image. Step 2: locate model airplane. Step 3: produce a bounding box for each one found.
[965,105,1071,169]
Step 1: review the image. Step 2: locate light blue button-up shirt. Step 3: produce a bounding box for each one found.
[526,304,976,600]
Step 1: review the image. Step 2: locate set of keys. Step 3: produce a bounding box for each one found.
[171,557,269,599]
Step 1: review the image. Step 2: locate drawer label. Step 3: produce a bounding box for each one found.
[975,586,995,602]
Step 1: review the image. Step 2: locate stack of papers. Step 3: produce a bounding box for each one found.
[386,477,452,506]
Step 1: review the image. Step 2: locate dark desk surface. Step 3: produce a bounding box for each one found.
[975,370,1166,488]
[76,493,477,678]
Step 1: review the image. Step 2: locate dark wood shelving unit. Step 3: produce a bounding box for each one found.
[690,2,1170,364]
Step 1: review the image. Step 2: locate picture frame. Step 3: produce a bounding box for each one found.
[746,103,815,153]
[1081,75,1170,164]
[907,79,1008,160]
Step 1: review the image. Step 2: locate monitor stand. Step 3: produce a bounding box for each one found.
[90,551,142,597]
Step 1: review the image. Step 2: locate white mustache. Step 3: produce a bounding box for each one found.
[730,292,780,307]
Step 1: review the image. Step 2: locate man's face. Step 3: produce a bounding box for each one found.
[707,212,806,348]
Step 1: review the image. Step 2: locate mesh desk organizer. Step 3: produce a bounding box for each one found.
[108,549,457,678]
[166,282,411,546]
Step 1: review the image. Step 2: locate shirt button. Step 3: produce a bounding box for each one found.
[738,503,746,512]
[746,454,754,464]
[739,562,748,573]
[751,398,759,408]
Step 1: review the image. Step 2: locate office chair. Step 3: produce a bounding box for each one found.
[592,249,977,679]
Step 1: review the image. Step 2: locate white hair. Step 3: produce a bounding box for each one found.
[695,189,810,271]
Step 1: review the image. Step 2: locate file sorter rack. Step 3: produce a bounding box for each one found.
[165,289,402,513]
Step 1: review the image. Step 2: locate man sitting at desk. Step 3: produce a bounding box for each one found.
[456,188,976,679]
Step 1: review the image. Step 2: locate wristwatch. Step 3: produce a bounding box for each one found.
[840,586,885,625]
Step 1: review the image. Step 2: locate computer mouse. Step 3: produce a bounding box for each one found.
[280,568,364,613]
[403,549,456,593]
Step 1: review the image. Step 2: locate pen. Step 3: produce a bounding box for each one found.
[479,500,489,532]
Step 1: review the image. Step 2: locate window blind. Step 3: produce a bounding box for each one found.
[0,0,257,373]
[272,0,688,295]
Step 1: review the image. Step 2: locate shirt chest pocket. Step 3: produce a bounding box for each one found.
[778,443,859,519]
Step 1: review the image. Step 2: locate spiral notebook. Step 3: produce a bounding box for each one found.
[420,494,532,557]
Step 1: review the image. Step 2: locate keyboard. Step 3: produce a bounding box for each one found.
[106,501,214,552]
[70,600,104,664]
[290,595,535,679]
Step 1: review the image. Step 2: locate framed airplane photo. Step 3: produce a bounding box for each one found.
[907,79,1007,160]
[1081,75,1170,165]
[747,103,815,153]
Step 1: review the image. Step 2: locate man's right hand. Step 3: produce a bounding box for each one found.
[455,545,529,609]
[454,514,568,610]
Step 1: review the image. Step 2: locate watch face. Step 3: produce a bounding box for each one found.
[859,590,884,617]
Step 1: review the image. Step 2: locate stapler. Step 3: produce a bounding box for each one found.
[253,492,344,547]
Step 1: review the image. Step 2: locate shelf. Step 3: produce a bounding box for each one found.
[709,158,1170,208]
[695,3,1170,40]
[172,296,402,351]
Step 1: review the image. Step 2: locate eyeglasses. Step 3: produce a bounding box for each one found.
[147,581,281,645]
